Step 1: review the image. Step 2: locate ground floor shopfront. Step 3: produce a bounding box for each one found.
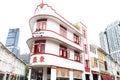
[28,66,83,80]
[0,71,24,80]
[101,74,112,80]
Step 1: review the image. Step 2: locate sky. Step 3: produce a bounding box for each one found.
[0,0,120,54]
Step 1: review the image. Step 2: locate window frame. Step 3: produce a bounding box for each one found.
[73,34,80,45]
[36,19,47,31]
[31,40,46,54]
[59,45,69,58]
[74,51,80,62]
[60,25,67,37]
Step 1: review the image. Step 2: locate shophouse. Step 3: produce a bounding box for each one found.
[0,42,25,80]
[89,44,99,80]
[27,2,90,80]
[97,47,112,80]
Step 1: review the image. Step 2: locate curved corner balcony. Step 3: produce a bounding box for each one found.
[30,53,84,71]
[27,30,83,51]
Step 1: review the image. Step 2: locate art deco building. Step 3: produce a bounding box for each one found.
[27,2,90,80]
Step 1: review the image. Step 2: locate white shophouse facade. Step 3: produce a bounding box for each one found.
[27,2,90,80]
[0,42,25,80]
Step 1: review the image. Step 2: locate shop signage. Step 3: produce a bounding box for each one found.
[32,56,45,63]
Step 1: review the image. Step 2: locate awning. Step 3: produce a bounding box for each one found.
[102,74,112,80]
[73,70,82,79]
[102,75,107,80]
[56,68,69,77]
[92,71,99,75]
[106,75,112,80]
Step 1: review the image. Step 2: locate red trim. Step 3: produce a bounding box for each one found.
[28,30,83,50]
[34,3,81,31]
[30,52,83,64]
[29,14,82,35]
[28,36,83,52]
[92,71,99,75]
[85,67,90,72]
[51,65,57,69]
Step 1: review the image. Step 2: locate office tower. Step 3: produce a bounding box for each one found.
[5,28,20,56]
[99,21,120,64]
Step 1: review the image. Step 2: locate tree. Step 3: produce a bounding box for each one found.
[25,65,29,80]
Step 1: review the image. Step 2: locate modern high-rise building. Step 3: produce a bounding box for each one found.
[5,28,20,56]
[99,21,120,64]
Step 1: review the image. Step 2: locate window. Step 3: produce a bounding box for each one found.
[83,29,86,38]
[74,34,79,44]
[60,25,67,37]
[32,40,46,54]
[94,58,98,67]
[85,60,89,68]
[36,19,47,31]
[74,51,80,62]
[59,45,69,58]
[84,44,88,54]
[104,61,108,70]
[90,45,96,54]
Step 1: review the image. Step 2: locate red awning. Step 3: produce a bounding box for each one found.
[102,75,107,80]
[102,74,112,80]
[92,71,99,75]
[106,75,112,80]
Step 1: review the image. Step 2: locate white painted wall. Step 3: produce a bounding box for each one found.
[46,40,59,55]
[67,30,74,41]
[0,43,26,76]
[31,54,84,71]
[47,19,60,32]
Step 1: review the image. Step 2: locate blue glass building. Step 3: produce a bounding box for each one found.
[5,28,20,56]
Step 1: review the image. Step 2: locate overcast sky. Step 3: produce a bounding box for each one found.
[0,0,120,54]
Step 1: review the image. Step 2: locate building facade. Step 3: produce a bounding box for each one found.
[99,21,120,64]
[27,2,90,80]
[5,28,20,56]
[0,42,25,80]
[89,44,99,80]
[89,44,115,80]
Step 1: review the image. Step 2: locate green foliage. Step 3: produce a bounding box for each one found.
[25,65,29,80]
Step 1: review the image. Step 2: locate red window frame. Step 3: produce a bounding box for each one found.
[59,45,69,58]
[60,25,67,37]
[85,60,89,68]
[32,40,46,54]
[83,29,86,38]
[36,19,47,31]
[84,44,88,54]
[74,51,80,62]
[73,34,80,44]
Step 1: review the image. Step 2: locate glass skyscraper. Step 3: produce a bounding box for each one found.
[5,28,20,56]
[99,21,120,64]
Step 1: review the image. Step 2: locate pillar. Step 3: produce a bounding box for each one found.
[3,73,6,80]
[43,67,47,80]
[28,67,32,80]
[51,66,56,80]
[69,69,73,80]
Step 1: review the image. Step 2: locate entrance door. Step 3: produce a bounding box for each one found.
[93,74,98,80]
[85,74,90,80]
